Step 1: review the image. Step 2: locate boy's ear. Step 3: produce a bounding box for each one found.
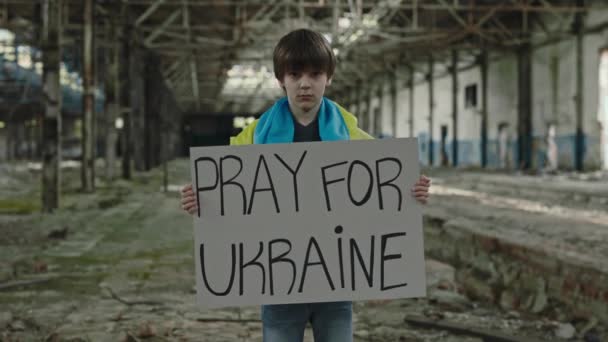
[277,78,284,89]
[327,77,333,86]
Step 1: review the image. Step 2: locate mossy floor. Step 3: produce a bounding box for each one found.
[0,159,592,341]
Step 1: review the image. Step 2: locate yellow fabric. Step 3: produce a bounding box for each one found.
[229,101,372,146]
[229,120,258,146]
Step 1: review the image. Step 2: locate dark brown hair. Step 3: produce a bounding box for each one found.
[273,29,336,81]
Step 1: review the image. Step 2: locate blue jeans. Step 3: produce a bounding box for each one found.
[261,301,353,342]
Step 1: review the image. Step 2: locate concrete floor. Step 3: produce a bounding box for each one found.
[0,159,606,341]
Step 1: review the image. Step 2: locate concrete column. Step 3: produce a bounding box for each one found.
[41,0,62,212]
[142,53,151,171]
[81,0,95,192]
[574,6,585,171]
[130,42,147,172]
[365,83,373,134]
[428,55,435,166]
[120,7,132,180]
[408,66,414,137]
[517,43,533,170]
[451,50,459,167]
[550,55,559,124]
[480,50,489,168]
[104,18,120,181]
[390,72,398,137]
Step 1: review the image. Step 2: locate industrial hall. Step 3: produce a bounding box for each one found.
[0,1,607,341]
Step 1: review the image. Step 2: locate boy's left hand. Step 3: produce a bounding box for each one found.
[412,175,431,204]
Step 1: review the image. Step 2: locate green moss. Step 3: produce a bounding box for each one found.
[131,243,192,260]
[127,270,151,280]
[0,198,39,214]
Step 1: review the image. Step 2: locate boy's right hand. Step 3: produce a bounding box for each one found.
[180,183,198,215]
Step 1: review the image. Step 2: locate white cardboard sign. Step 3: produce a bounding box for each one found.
[190,138,426,308]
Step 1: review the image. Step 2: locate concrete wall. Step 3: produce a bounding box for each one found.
[358,5,608,170]
[531,8,608,169]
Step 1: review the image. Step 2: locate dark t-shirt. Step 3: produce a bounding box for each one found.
[293,116,320,142]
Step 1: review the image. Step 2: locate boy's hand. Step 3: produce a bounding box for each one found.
[181,183,198,215]
[411,175,431,204]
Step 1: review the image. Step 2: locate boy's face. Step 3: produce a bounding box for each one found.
[278,69,332,112]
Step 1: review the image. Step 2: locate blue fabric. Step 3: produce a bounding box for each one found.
[262,301,353,342]
[254,97,350,144]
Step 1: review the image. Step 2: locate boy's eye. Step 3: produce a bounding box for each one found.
[288,72,299,77]
[312,72,321,77]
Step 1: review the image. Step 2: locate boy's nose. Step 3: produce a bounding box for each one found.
[299,80,311,88]
[299,76,312,88]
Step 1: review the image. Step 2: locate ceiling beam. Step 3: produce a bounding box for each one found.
[135,0,165,26]
[182,0,200,111]
[85,0,592,12]
[144,8,181,45]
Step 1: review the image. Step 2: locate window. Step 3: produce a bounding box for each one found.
[465,84,478,109]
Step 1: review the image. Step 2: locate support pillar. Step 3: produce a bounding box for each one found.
[428,55,435,166]
[41,0,62,212]
[365,83,373,134]
[451,50,459,166]
[130,38,147,172]
[105,17,120,181]
[390,72,398,137]
[480,50,489,168]
[81,0,95,192]
[409,65,414,137]
[574,4,585,171]
[517,43,533,170]
[120,7,132,180]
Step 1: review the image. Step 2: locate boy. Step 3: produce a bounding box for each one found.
[180,29,431,342]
